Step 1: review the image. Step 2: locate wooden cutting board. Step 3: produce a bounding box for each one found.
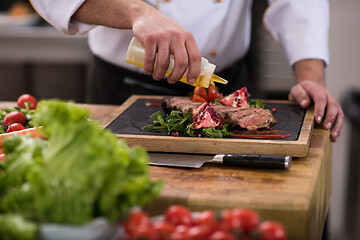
[104,95,314,157]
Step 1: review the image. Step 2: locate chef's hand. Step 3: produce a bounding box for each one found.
[72,0,202,84]
[289,59,344,142]
[131,3,201,84]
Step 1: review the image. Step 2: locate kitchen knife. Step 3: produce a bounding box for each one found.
[148,153,292,170]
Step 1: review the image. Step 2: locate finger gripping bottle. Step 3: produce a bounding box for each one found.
[125,37,227,88]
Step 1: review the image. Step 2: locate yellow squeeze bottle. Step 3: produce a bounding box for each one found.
[125,37,228,88]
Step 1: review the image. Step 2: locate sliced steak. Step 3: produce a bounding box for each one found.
[211,105,264,127]
[161,96,201,114]
[237,109,277,131]
[161,96,277,130]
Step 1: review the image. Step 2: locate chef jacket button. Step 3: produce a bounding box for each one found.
[165,0,171,2]
[216,0,222,2]
[210,49,217,57]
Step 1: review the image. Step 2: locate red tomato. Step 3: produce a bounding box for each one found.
[208,230,237,240]
[220,209,242,232]
[153,221,175,240]
[130,224,158,240]
[165,205,193,227]
[17,94,38,110]
[259,221,287,240]
[123,210,151,236]
[231,208,260,234]
[192,94,207,103]
[195,210,216,227]
[207,85,219,102]
[170,225,190,240]
[194,86,208,101]
[3,111,27,126]
[188,225,212,240]
[6,123,25,133]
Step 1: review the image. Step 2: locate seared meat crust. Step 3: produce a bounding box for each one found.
[161,97,277,130]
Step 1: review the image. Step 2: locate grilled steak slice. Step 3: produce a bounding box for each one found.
[162,96,201,114]
[161,96,277,130]
[211,105,263,127]
[237,109,277,131]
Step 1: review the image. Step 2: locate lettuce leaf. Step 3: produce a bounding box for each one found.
[0,100,162,227]
[0,214,38,240]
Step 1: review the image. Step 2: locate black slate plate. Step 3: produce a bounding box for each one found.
[105,99,306,141]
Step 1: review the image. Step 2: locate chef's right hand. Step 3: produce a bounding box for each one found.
[131,6,202,84]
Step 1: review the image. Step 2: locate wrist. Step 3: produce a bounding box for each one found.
[126,0,158,28]
[293,59,325,85]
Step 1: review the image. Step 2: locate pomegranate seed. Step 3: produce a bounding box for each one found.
[172,132,179,137]
[197,133,202,137]
[272,108,277,113]
[218,124,224,130]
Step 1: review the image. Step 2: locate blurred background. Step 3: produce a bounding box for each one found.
[0,0,359,239]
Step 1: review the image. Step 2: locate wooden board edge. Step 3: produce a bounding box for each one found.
[100,95,162,127]
[115,134,309,157]
[108,95,312,157]
[296,106,315,156]
[99,106,126,128]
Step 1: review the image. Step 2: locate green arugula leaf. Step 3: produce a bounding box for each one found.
[247,97,267,109]
[143,110,233,138]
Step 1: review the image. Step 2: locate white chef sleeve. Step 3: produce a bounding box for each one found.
[264,0,330,66]
[30,0,96,34]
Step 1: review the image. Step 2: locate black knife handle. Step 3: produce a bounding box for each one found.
[222,154,292,170]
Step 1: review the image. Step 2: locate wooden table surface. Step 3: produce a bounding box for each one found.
[0,101,332,240]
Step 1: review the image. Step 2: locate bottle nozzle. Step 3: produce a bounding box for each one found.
[211,74,228,85]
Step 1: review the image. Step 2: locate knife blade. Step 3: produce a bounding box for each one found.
[148,153,292,170]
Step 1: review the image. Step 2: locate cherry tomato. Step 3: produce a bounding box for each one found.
[194,86,208,101]
[6,123,25,133]
[220,209,242,232]
[231,208,260,234]
[170,225,190,240]
[259,221,287,240]
[17,94,38,110]
[153,221,175,240]
[188,225,213,240]
[123,210,151,236]
[165,205,193,227]
[130,224,158,240]
[3,111,27,126]
[208,230,237,240]
[195,210,217,227]
[192,94,207,103]
[207,85,219,102]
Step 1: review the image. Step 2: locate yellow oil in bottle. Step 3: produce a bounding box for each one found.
[126,37,228,88]
[126,56,227,88]
[179,74,227,87]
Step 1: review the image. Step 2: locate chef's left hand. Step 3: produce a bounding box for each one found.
[288,59,344,142]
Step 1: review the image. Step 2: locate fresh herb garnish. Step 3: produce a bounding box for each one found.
[247,94,267,109]
[143,110,233,138]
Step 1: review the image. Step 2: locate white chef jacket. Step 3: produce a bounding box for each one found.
[29,0,329,74]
